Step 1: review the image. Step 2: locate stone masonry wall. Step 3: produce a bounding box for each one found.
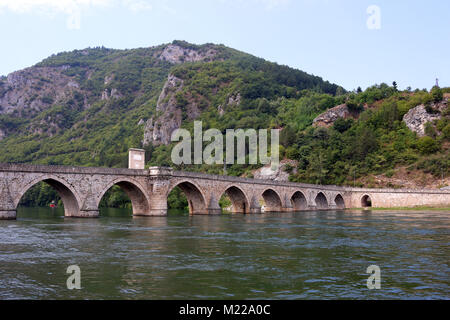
[0,163,449,220]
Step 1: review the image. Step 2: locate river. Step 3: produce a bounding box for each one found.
[0,207,448,299]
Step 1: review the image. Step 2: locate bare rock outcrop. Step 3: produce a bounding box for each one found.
[101,88,122,101]
[143,72,215,146]
[0,66,87,116]
[158,44,217,64]
[403,100,447,136]
[313,104,351,127]
[227,93,241,106]
[156,74,184,112]
[217,93,241,117]
[143,74,185,146]
[217,104,225,116]
[253,160,298,182]
[143,115,181,147]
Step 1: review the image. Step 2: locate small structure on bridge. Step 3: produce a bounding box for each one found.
[128,148,145,170]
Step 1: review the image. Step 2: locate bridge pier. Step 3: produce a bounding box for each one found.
[247,196,262,214]
[70,210,100,218]
[135,209,167,217]
[207,208,222,215]
[206,195,222,215]
[249,207,262,214]
[0,210,16,220]
[0,177,16,220]
[263,207,279,213]
[138,193,167,216]
[190,210,209,215]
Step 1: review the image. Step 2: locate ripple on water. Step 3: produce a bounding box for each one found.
[1,208,449,299]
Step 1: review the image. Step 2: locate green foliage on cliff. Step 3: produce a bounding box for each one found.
[149,84,449,187]
[285,89,449,186]
[1,41,339,168]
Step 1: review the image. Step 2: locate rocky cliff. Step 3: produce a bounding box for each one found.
[0,40,342,168]
[313,103,353,127]
[0,42,228,142]
[157,43,218,64]
[0,66,88,116]
[402,99,448,136]
[143,74,185,146]
[252,160,298,181]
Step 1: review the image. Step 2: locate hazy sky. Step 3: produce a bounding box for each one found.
[0,0,448,90]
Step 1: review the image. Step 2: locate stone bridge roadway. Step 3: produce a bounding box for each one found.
[0,163,449,219]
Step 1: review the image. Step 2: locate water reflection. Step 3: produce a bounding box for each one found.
[0,207,448,299]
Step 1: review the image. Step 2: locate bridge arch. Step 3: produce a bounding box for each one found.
[169,180,207,215]
[315,192,329,210]
[261,188,283,212]
[97,178,151,216]
[361,195,372,208]
[220,185,250,214]
[15,175,81,217]
[290,191,308,211]
[334,194,345,209]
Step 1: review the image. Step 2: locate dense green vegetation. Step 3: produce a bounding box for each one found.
[285,88,449,187]
[149,84,449,188]
[18,182,61,207]
[2,42,448,209]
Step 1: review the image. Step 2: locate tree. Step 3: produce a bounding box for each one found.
[352,126,378,161]
[417,136,439,155]
[280,125,296,147]
[257,98,274,114]
[333,118,353,133]
[336,86,345,96]
[392,81,398,91]
[424,122,437,138]
[431,86,443,102]
[346,100,364,113]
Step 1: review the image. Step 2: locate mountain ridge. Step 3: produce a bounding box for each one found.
[0,40,342,141]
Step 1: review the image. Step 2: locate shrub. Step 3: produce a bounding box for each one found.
[346,100,364,113]
[425,104,440,114]
[431,86,443,102]
[442,105,450,117]
[424,122,437,138]
[333,118,353,133]
[436,118,448,132]
[442,124,450,140]
[417,136,440,154]
[385,169,395,178]
[284,163,294,173]
[41,95,54,105]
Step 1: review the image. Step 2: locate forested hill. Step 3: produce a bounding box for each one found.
[0,40,449,190]
[0,40,340,165]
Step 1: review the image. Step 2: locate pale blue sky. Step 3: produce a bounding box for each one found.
[0,0,448,91]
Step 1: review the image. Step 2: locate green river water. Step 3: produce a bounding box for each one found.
[0,207,448,299]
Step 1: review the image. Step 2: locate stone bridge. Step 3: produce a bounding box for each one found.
[0,163,449,220]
